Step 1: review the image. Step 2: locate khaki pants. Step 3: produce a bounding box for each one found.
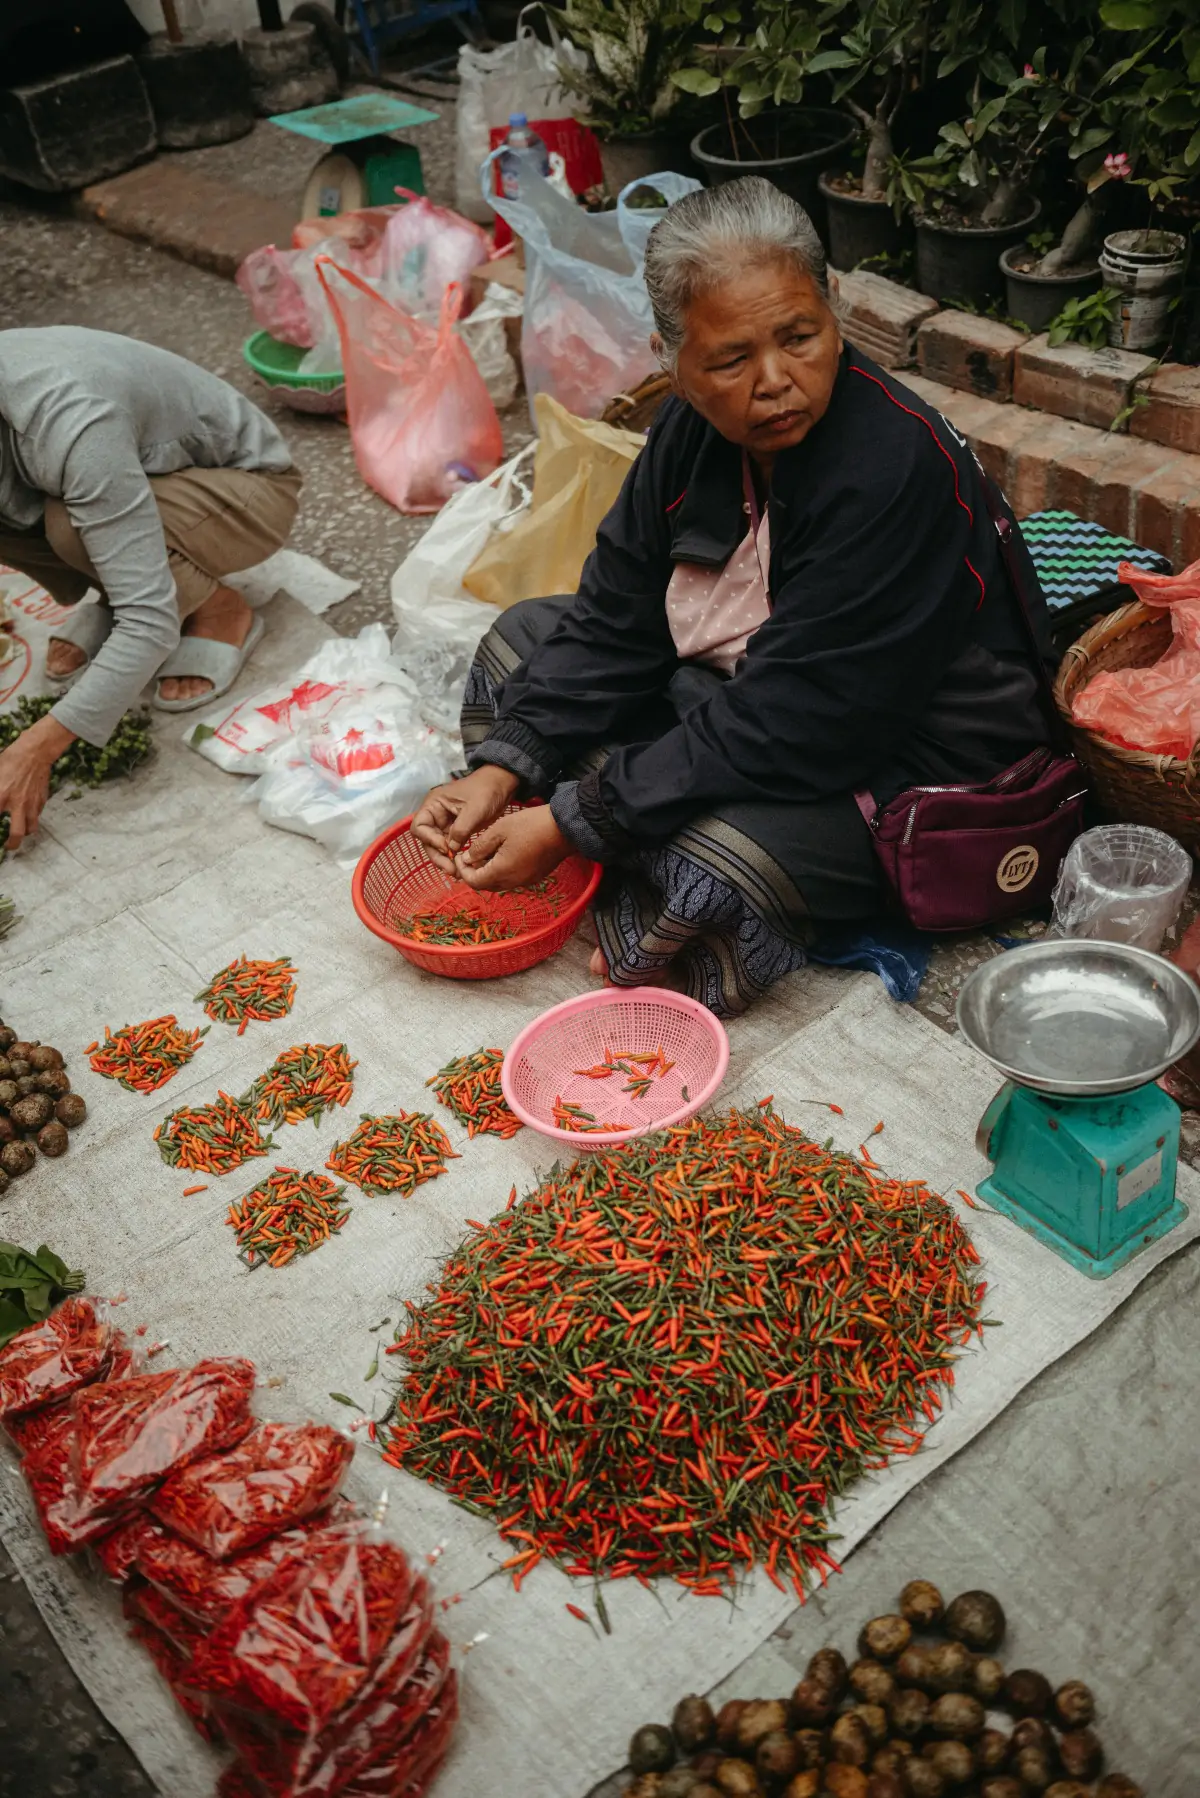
[0,465,302,621]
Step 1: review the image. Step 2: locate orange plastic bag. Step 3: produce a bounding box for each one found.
[316,260,502,516]
[1072,555,1200,757]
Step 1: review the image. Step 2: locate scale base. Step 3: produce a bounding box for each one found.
[977,1173,1188,1279]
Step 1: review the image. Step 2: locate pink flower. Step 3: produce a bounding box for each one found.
[1104,151,1131,179]
[1023,63,1036,77]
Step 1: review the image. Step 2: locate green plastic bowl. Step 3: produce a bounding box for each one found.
[243,331,346,415]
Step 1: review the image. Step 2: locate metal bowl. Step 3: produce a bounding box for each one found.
[956,939,1200,1096]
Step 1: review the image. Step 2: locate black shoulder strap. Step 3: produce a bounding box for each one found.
[978,475,1071,753]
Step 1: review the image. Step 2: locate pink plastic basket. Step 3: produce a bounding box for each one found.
[501,988,729,1146]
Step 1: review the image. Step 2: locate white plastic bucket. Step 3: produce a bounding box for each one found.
[1099,229,1187,352]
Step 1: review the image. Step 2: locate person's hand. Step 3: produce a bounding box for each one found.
[0,714,73,851]
[456,805,570,893]
[411,766,520,874]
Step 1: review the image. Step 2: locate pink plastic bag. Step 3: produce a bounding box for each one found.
[236,247,316,348]
[316,260,503,516]
[1072,556,1200,758]
[378,191,489,319]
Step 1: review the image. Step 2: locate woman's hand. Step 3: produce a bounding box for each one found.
[411,766,520,874]
[0,715,73,850]
[456,805,570,893]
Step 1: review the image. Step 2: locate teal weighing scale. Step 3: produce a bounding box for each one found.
[957,940,1200,1278]
[268,93,441,219]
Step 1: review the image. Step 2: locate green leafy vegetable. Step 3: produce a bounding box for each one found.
[0,1241,86,1348]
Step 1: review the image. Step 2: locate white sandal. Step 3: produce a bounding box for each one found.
[152,615,266,714]
[46,602,113,688]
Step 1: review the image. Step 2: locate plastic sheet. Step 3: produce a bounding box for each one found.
[192,1521,415,1736]
[92,1510,169,1584]
[0,1296,117,1420]
[316,263,503,517]
[68,1357,256,1527]
[1071,554,1200,757]
[1052,823,1192,952]
[149,1421,354,1561]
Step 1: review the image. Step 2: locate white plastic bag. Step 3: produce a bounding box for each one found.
[456,282,524,409]
[455,6,588,223]
[391,446,532,613]
[486,165,701,419]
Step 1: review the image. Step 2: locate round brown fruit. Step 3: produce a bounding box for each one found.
[737,1702,789,1754]
[868,1777,906,1798]
[37,1121,69,1158]
[895,1645,935,1690]
[1011,1745,1055,1792]
[755,1731,799,1783]
[1095,1780,1144,1798]
[34,1069,71,1097]
[0,1027,14,1052]
[873,1745,913,1775]
[1005,1670,1052,1719]
[807,1646,850,1700]
[792,1731,825,1772]
[8,1060,31,1080]
[661,1772,701,1798]
[691,1787,723,1798]
[860,1617,913,1663]
[829,1713,872,1767]
[0,1117,15,1144]
[851,1704,889,1748]
[888,1689,930,1740]
[1052,1682,1094,1731]
[944,1591,1006,1653]
[898,1580,944,1630]
[1,1141,35,1177]
[12,1093,53,1132]
[1058,1730,1102,1782]
[716,1704,749,1753]
[782,1775,821,1798]
[980,1783,1026,1798]
[902,1761,945,1798]
[673,1698,715,1755]
[973,1657,1006,1703]
[825,1769,870,1798]
[0,1080,17,1108]
[27,1045,63,1071]
[977,1729,1009,1773]
[924,1741,975,1787]
[714,1760,763,1798]
[850,1660,897,1707]
[1009,1719,1055,1756]
[15,1077,38,1097]
[1045,1785,1093,1798]
[10,1042,37,1061]
[925,1642,974,1694]
[692,1754,722,1780]
[929,1694,984,1740]
[628,1779,663,1798]
[631,1727,676,1776]
[0,1061,12,1082]
[789,1680,834,1730]
[55,1093,87,1128]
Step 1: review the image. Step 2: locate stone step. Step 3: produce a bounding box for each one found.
[900,372,1200,567]
[77,157,297,278]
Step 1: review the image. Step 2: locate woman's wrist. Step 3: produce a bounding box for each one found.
[25,714,75,765]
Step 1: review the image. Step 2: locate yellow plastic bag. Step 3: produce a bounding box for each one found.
[462,393,644,608]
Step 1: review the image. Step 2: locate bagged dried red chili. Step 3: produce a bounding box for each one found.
[0,1297,117,1419]
[23,1414,109,1554]
[124,1588,221,1745]
[149,1421,354,1560]
[93,1510,169,1583]
[214,1584,437,1798]
[69,1357,256,1529]
[338,1672,459,1798]
[192,1522,414,1736]
[136,1504,352,1628]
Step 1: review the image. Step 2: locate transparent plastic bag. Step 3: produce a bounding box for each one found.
[486,164,700,419]
[136,1507,352,1628]
[249,720,452,864]
[1051,824,1192,952]
[455,7,590,222]
[0,1296,118,1420]
[149,1421,354,1561]
[316,261,503,516]
[1071,554,1200,758]
[92,1510,168,1584]
[378,191,490,320]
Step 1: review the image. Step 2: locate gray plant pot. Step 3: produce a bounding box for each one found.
[1000,244,1100,333]
[690,107,857,248]
[599,130,693,193]
[241,22,338,118]
[915,201,1042,309]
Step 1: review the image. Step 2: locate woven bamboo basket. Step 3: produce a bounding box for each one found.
[601,370,672,434]
[1054,598,1200,851]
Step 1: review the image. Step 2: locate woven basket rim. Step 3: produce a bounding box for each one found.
[1054,597,1200,780]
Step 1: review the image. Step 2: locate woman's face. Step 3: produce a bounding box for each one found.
[664,257,843,465]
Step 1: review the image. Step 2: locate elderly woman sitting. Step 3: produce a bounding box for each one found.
[412,177,1052,1016]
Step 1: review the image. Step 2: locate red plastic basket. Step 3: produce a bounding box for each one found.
[351,808,602,980]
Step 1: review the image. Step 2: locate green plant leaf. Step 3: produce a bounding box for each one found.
[670,66,720,95]
[1070,126,1112,158]
[1186,126,1200,166]
[1150,95,1199,130]
[805,48,857,72]
[1100,0,1164,25]
[0,1297,33,1349]
[938,121,971,149]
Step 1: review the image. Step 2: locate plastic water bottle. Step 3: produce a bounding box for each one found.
[497,113,550,202]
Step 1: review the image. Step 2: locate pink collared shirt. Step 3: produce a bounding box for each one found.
[664,509,772,676]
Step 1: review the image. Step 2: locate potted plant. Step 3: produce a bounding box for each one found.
[671,0,857,243]
[548,0,707,192]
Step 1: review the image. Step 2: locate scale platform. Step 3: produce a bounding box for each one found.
[959,940,1200,1278]
[269,95,441,220]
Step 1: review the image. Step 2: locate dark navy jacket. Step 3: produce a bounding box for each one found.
[473,346,1051,859]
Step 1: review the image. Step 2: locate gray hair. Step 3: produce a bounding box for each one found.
[643,177,832,370]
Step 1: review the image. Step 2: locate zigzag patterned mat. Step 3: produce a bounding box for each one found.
[1021,509,1171,610]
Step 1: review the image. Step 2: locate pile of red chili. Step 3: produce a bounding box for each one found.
[197,956,298,1034]
[326,1111,458,1198]
[242,1043,357,1128]
[227,1166,352,1269]
[86,1015,207,1094]
[383,1105,985,1599]
[427,1048,522,1140]
[0,1305,457,1794]
[155,1091,274,1175]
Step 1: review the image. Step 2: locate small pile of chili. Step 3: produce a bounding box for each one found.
[155,1091,272,1175]
[552,1097,627,1134]
[383,1105,985,1599]
[241,1042,356,1129]
[574,1045,675,1100]
[426,1048,521,1140]
[402,902,522,947]
[326,1112,457,1198]
[226,1166,351,1269]
[197,955,298,1034]
[86,1015,207,1094]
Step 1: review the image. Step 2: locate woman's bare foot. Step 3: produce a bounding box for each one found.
[159,585,253,704]
[589,945,687,993]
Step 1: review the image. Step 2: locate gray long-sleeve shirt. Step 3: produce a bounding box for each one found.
[0,327,292,746]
